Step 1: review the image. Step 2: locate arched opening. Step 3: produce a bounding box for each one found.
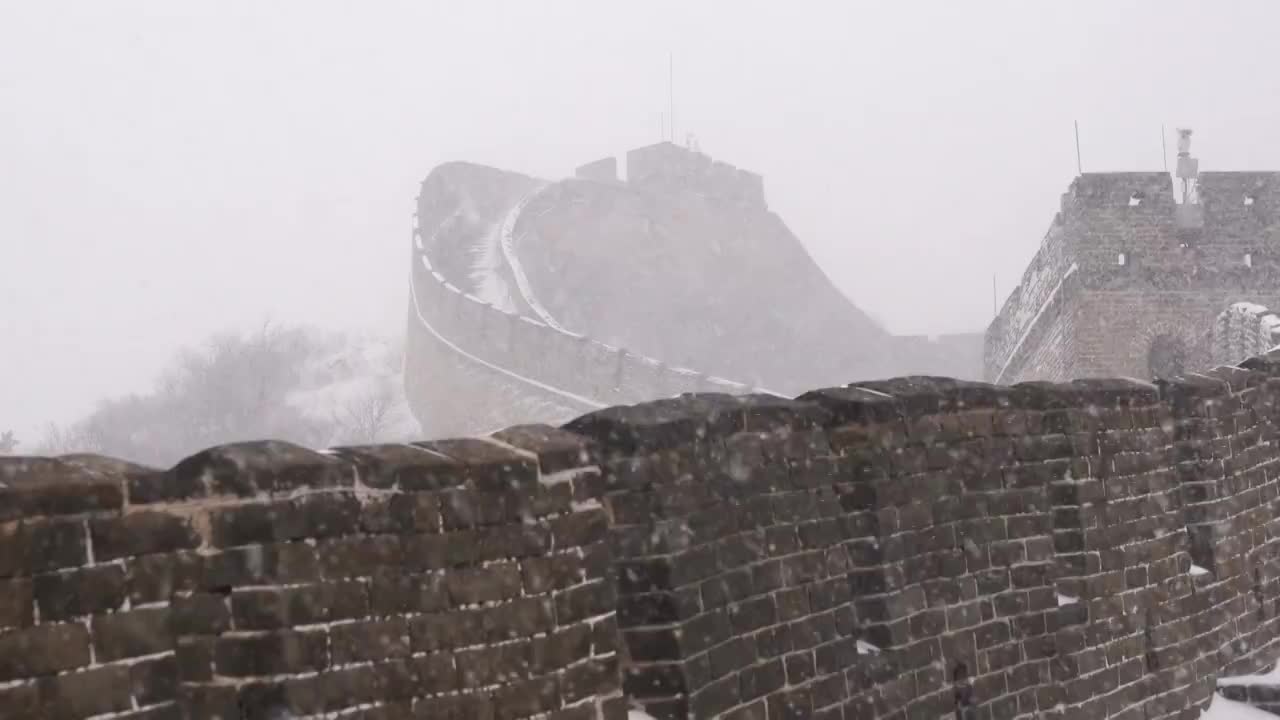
[1148,333,1188,380]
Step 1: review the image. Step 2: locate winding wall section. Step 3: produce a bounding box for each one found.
[406,183,775,436]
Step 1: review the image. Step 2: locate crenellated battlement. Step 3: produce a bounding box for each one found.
[14,343,1280,717]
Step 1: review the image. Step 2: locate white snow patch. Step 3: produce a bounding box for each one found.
[1217,662,1280,686]
[1204,693,1280,719]
[500,185,571,332]
[996,263,1079,383]
[1057,594,1079,606]
[1232,302,1270,315]
[629,711,659,720]
[468,217,519,312]
[856,640,881,655]
[1191,564,1211,576]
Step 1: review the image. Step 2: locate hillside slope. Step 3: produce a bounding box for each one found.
[512,176,894,393]
[406,147,985,435]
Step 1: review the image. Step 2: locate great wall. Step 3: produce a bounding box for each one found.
[13,344,1280,718]
[14,134,1280,718]
[404,142,984,439]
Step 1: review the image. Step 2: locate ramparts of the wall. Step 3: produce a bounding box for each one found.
[576,158,619,183]
[625,143,766,210]
[409,205,764,421]
[985,199,1077,384]
[557,354,1280,719]
[17,348,1280,717]
[0,428,624,719]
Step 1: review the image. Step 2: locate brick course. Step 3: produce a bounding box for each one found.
[16,347,1280,716]
[0,432,623,719]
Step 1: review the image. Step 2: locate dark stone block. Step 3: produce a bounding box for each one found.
[445,563,522,605]
[231,581,369,630]
[0,456,126,522]
[92,607,172,661]
[130,655,179,705]
[412,694,493,720]
[38,664,132,719]
[564,394,746,455]
[521,554,586,596]
[530,622,591,673]
[90,511,201,561]
[0,519,88,577]
[691,674,741,718]
[419,437,537,491]
[492,424,600,474]
[196,543,319,590]
[492,675,560,720]
[0,623,91,680]
[626,662,687,698]
[176,637,215,681]
[331,443,464,490]
[171,592,232,635]
[796,386,901,425]
[1156,374,1230,415]
[319,535,404,579]
[735,394,832,433]
[209,493,359,547]
[0,578,33,629]
[369,570,449,615]
[163,441,353,501]
[1068,378,1159,407]
[549,509,609,549]
[457,643,528,688]
[625,627,681,662]
[34,564,126,621]
[332,618,411,665]
[214,630,328,677]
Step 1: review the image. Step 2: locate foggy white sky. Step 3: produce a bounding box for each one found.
[5,0,1280,441]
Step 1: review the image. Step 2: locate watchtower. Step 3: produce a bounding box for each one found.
[985,131,1280,383]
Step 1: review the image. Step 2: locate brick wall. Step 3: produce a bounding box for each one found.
[18,348,1280,718]
[558,349,1280,719]
[987,170,1280,385]
[0,429,624,719]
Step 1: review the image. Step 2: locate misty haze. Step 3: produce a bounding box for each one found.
[8,3,1280,719]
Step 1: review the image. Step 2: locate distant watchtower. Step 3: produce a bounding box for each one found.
[985,131,1280,383]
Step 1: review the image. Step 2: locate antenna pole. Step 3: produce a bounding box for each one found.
[1074,120,1083,175]
[1162,124,1168,172]
[668,52,675,143]
[992,273,997,318]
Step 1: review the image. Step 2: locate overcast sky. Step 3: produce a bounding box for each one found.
[5,1,1280,440]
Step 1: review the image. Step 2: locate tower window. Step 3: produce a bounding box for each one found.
[1246,252,1254,268]
[1245,194,1257,206]
[1118,252,1127,266]
[1129,192,1144,207]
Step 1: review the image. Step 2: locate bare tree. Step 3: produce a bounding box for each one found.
[0,430,17,454]
[331,381,404,445]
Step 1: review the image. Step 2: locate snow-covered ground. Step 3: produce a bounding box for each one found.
[622,693,1271,719]
[1204,694,1278,719]
[1217,663,1280,687]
